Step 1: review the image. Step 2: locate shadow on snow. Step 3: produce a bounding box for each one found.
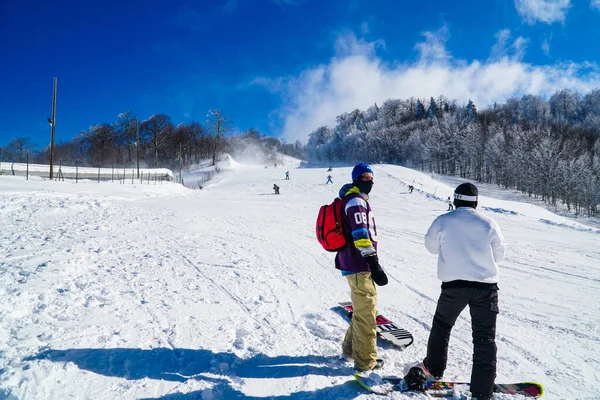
[139,380,360,400]
[25,347,357,399]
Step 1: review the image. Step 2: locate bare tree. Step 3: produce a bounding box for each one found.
[7,137,36,162]
[115,111,137,165]
[86,124,117,167]
[140,114,173,167]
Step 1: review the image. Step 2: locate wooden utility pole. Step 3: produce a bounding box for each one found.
[49,77,57,179]
[136,116,140,178]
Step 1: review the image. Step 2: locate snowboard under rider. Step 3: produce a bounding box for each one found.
[335,163,388,372]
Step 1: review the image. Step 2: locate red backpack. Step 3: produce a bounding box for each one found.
[316,197,347,252]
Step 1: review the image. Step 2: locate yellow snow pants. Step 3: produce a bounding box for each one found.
[342,271,378,371]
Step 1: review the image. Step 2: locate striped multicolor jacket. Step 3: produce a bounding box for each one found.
[334,183,378,274]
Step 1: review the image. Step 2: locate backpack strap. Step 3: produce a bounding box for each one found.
[339,194,357,247]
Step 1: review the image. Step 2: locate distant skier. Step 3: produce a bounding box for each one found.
[273,184,280,194]
[413,183,506,400]
[336,163,388,372]
[447,197,454,211]
[285,171,290,180]
[408,185,414,193]
[327,167,333,172]
[326,175,333,185]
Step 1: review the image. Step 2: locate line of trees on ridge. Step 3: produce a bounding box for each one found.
[307,89,600,217]
[2,110,307,171]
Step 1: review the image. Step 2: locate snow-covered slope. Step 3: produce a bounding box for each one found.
[0,161,598,399]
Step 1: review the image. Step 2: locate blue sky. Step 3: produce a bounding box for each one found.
[1,0,600,148]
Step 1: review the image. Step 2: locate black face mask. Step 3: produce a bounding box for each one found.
[354,180,374,195]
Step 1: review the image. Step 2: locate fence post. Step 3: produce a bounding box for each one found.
[131,169,134,184]
[26,151,29,180]
[112,165,114,182]
[76,160,78,183]
[98,167,100,183]
[140,171,143,184]
[179,143,183,185]
[147,171,150,184]
[58,160,63,181]
[154,172,157,185]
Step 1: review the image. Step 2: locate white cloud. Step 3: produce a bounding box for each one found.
[333,31,385,57]
[512,37,530,60]
[514,0,571,24]
[542,39,551,56]
[490,29,528,60]
[592,0,600,9]
[255,30,600,143]
[490,29,512,59]
[414,25,451,64]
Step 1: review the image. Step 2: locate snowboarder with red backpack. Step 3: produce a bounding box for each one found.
[335,163,389,372]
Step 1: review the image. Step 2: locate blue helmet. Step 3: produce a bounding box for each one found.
[352,163,373,181]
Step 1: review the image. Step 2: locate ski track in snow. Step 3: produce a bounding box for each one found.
[0,161,599,400]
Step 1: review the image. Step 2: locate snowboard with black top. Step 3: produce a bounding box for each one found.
[338,301,413,349]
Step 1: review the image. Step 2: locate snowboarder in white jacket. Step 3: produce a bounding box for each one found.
[421,182,505,400]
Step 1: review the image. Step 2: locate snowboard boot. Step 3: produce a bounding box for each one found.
[403,366,427,392]
[354,359,384,373]
[471,391,493,400]
[415,361,442,380]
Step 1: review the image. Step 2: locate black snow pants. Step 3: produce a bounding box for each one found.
[424,282,499,399]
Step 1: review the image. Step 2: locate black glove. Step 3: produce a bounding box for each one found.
[365,254,388,286]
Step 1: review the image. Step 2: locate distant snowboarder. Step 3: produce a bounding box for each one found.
[408,185,414,193]
[273,184,280,194]
[327,167,333,172]
[326,175,333,185]
[447,197,454,211]
[285,171,290,180]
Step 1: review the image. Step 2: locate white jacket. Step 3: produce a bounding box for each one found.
[424,207,506,283]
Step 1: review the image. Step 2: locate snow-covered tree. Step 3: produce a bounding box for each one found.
[427,97,439,120]
[415,99,426,120]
